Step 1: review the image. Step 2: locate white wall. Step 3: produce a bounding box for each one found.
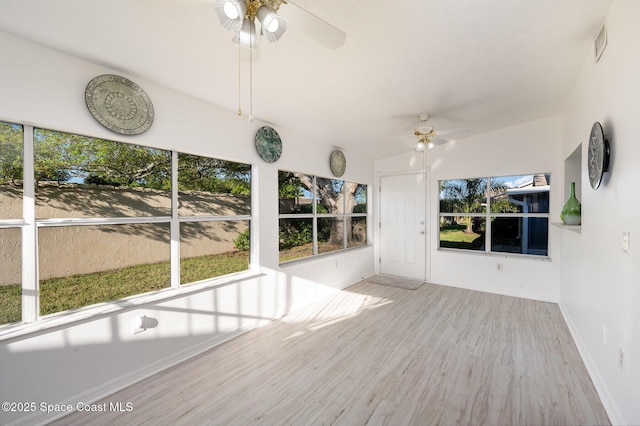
[0,31,374,425]
[429,117,563,302]
[558,1,640,424]
[375,116,563,302]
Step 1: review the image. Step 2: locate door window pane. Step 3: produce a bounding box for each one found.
[178,154,251,216]
[0,122,23,219]
[34,129,171,218]
[0,228,21,325]
[180,220,250,284]
[38,223,170,315]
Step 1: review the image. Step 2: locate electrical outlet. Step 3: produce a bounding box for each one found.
[619,348,625,371]
[496,263,503,271]
[623,232,630,252]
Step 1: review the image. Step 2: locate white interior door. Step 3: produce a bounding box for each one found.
[379,173,426,280]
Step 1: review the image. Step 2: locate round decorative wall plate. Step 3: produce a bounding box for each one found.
[85,74,154,135]
[330,149,346,177]
[255,126,282,163]
[587,121,610,190]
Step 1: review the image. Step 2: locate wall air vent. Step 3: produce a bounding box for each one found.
[594,20,607,63]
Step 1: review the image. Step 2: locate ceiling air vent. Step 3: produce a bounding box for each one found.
[594,21,607,63]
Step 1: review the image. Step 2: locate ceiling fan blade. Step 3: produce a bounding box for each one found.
[139,0,211,4]
[437,127,470,137]
[279,1,346,49]
[430,136,448,145]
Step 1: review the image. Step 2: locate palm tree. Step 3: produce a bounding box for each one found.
[440,178,507,234]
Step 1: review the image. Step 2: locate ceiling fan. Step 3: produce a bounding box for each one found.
[139,0,346,50]
[141,0,345,122]
[412,113,468,152]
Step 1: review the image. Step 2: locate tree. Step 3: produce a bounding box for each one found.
[278,172,365,250]
[178,154,250,195]
[22,129,251,194]
[0,123,24,185]
[440,178,507,234]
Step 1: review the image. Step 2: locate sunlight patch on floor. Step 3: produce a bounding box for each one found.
[282,286,394,339]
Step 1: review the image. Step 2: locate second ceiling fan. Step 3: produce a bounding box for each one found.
[412,113,468,152]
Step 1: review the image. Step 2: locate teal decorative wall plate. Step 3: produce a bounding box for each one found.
[255,126,282,163]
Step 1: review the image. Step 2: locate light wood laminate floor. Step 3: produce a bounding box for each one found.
[53,281,610,425]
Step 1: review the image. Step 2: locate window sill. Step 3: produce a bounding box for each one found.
[0,270,265,342]
[551,222,581,233]
[436,247,552,262]
[279,244,371,267]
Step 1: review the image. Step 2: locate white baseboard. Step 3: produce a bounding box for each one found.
[559,302,625,426]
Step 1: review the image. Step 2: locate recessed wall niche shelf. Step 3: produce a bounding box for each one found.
[551,222,581,233]
[553,143,582,233]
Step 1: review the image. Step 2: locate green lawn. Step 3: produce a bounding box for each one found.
[279,243,313,263]
[439,224,483,250]
[0,251,249,325]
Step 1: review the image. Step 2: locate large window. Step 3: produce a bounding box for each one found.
[439,174,549,256]
[0,122,23,325]
[278,171,367,263]
[0,122,251,326]
[178,153,251,284]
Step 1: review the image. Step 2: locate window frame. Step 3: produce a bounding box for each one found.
[438,174,550,258]
[0,123,254,333]
[278,171,368,264]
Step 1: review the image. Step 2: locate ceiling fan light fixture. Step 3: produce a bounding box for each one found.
[216,0,246,31]
[427,141,435,150]
[258,7,287,42]
[233,18,258,49]
[223,1,240,19]
[257,5,278,32]
[415,141,426,152]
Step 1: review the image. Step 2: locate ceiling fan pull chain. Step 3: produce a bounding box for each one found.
[248,22,254,123]
[237,31,242,116]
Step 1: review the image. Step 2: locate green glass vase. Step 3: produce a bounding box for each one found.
[560,182,581,225]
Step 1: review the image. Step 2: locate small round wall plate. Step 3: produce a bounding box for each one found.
[255,126,282,163]
[587,121,610,190]
[85,74,154,135]
[330,149,346,177]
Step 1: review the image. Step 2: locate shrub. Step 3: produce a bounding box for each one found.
[279,220,313,250]
[234,229,250,251]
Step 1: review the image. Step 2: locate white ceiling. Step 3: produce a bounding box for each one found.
[0,0,612,161]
